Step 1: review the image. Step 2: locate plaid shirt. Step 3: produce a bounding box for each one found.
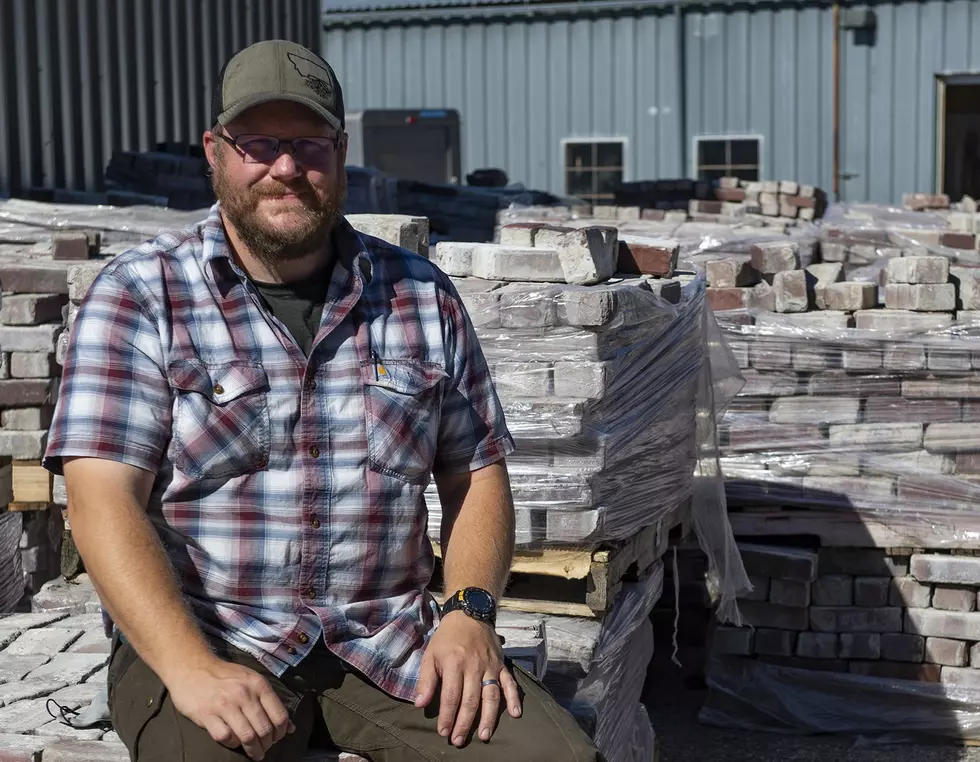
[43,205,514,701]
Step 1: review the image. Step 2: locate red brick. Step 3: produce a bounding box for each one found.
[51,233,91,261]
[640,209,665,221]
[0,380,58,408]
[783,195,818,209]
[714,188,746,202]
[940,232,977,250]
[616,241,677,277]
[707,287,747,311]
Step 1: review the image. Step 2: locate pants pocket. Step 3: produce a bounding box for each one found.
[108,643,168,758]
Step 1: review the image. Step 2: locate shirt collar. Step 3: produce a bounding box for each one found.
[200,202,374,287]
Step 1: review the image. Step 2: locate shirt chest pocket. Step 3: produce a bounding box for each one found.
[168,359,271,480]
[363,360,447,481]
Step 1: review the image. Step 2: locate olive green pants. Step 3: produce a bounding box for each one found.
[107,633,603,762]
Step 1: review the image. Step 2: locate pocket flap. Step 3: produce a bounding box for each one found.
[168,360,268,403]
[364,360,447,395]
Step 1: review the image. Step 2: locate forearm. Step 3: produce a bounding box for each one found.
[68,495,215,685]
[439,462,515,599]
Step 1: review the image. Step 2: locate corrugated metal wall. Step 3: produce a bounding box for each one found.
[324,0,980,204]
[324,8,683,194]
[0,0,321,197]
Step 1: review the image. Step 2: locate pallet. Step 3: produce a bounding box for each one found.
[12,460,52,503]
[430,519,671,618]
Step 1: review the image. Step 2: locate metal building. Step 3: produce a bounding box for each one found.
[323,0,980,205]
[0,0,322,197]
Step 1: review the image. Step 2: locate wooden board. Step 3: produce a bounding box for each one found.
[7,501,54,513]
[12,461,52,503]
[431,591,595,619]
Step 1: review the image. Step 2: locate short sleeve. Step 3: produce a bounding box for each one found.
[42,268,172,476]
[433,281,515,474]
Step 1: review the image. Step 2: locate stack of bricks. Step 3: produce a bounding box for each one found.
[0,230,106,599]
[711,544,980,688]
[706,178,829,222]
[427,222,704,546]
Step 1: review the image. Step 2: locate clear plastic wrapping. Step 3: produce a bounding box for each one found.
[0,512,24,613]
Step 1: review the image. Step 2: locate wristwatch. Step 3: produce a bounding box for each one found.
[442,587,497,626]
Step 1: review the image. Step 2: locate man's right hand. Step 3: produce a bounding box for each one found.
[166,658,295,761]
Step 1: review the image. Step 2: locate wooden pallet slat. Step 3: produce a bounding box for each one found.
[12,460,52,503]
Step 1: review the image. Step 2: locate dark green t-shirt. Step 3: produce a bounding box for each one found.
[251,265,331,355]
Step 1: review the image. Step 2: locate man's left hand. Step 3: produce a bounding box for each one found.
[415,610,522,746]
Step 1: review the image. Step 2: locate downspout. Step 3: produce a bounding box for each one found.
[832,0,841,201]
[676,1,688,178]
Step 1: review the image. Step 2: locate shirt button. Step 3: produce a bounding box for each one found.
[305,379,317,392]
[298,632,309,644]
[309,445,320,458]
[213,384,224,395]
[305,586,316,598]
[311,514,321,529]
[287,646,297,655]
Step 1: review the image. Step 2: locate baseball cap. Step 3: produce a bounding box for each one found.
[210,40,345,131]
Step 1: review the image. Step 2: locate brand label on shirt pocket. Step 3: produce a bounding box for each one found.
[168,359,271,480]
[363,360,447,481]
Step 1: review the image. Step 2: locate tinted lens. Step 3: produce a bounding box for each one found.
[236,135,280,163]
[293,137,336,168]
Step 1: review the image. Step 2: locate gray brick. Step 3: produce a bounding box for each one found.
[889,578,932,608]
[0,325,61,353]
[850,661,940,682]
[32,721,105,741]
[864,397,960,424]
[494,362,553,397]
[9,352,56,379]
[768,397,860,425]
[712,626,754,656]
[497,284,560,328]
[750,241,800,273]
[807,263,845,309]
[0,294,65,326]
[0,698,58,733]
[738,576,770,602]
[819,548,909,577]
[553,227,618,285]
[347,214,428,256]
[555,287,623,328]
[839,633,881,660]
[0,406,54,430]
[911,554,980,585]
[42,739,132,761]
[822,282,877,311]
[0,733,51,760]
[705,257,758,288]
[0,653,50,683]
[0,612,69,629]
[754,310,851,331]
[853,577,891,608]
[905,608,980,640]
[738,544,818,582]
[882,342,926,371]
[791,344,841,372]
[841,348,883,370]
[887,256,950,284]
[854,309,953,331]
[5,628,83,656]
[67,264,106,304]
[0,679,66,707]
[811,575,854,606]
[24,653,107,684]
[953,267,980,310]
[927,347,972,371]
[801,476,894,505]
[773,270,813,313]
[471,245,564,282]
[807,372,901,397]
[971,642,980,667]
[552,361,609,399]
[796,632,838,659]
[809,607,903,633]
[925,637,968,666]
[942,666,980,690]
[749,341,792,370]
[884,283,956,311]
[769,579,810,608]
[880,633,925,662]
[740,370,799,397]
[923,423,980,454]
[754,628,797,656]
[861,450,955,477]
[431,242,475,277]
[827,423,923,452]
[0,430,47,459]
[931,585,976,612]
[739,600,809,631]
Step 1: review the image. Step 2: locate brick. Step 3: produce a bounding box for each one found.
[821,281,876,311]
[495,362,553,397]
[727,423,825,453]
[819,548,909,577]
[863,398,959,424]
[40,740,132,762]
[0,407,54,430]
[740,370,799,397]
[801,476,894,507]
[0,431,47,459]
[753,628,797,656]
[811,575,854,606]
[820,242,848,262]
[497,285,560,328]
[66,264,106,303]
[5,628,83,656]
[498,224,539,247]
[33,721,105,742]
[739,600,809,630]
[941,666,980,690]
[705,257,756,289]
[471,245,564,282]
[348,215,428,256]
[905,608,980,640]
[0,697,58,733]
[941,231,976,248]
[67,630,110,655]
[911,554,980,585]
[748,340,792,369]
[796,632,838,659]
[853,577,890,608]
[889,578,933,608]
[617,241,679,277]
[809,607,903,633]
[882,342,926,371]
[880,632,925,662]
[931,585,976,612]
[430,242,475,277]
[792,345,841,371]
[886,256,950,284]
[706,287,746,311]
[950,266,980,310]
[552,361,608,399]
[552,228,617,285]
[841,348,882,370]
[738,576,770,602]
[924,423,980,454]
[805,263,845,305]
[0,294,66,326]
[927,347,972,371]
[807,372,901,397]
[0,265,69,295]
[849,661,940,682]
[839,633,881,660]
[903,378,980,399]
[0,612,69,629]
[769,579,810,608]
[712,626,754,656]
[0,325,61,353]
[884,283,956,311]
[854,309,953,332]
[50,232,92,261]
[0,732,50,760]
[925,637,968,666]
[972,642,980,667]
[828,423,922,452]
[9,352,56,379]
[24,653,107,684]
[738,544,817,582]
[768,397,860,425]
[0,679,66,706]
[750,242,799,273]
[773,270,814,312]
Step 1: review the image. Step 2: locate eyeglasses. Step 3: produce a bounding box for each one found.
[217,131,341,169]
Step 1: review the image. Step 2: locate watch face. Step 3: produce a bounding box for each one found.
[464,588,494,615]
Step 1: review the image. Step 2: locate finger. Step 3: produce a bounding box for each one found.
[436,666,463,739]
[500,668,522,718]
[203,716,240,749]
[240,694,277,756]
[222,709,265,760]
[477,678,502,742]
[415,652,438,709]
[257,685,292,744]
[450,672,483,746]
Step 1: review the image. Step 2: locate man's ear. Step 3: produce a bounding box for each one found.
[203,129,219,170]
[339,133,349,167]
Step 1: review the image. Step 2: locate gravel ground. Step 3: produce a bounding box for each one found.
[643,646,980,762]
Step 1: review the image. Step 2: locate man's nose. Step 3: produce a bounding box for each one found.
[269,149,302,181]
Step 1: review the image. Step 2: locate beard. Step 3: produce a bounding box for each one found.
[211,151,347,270]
